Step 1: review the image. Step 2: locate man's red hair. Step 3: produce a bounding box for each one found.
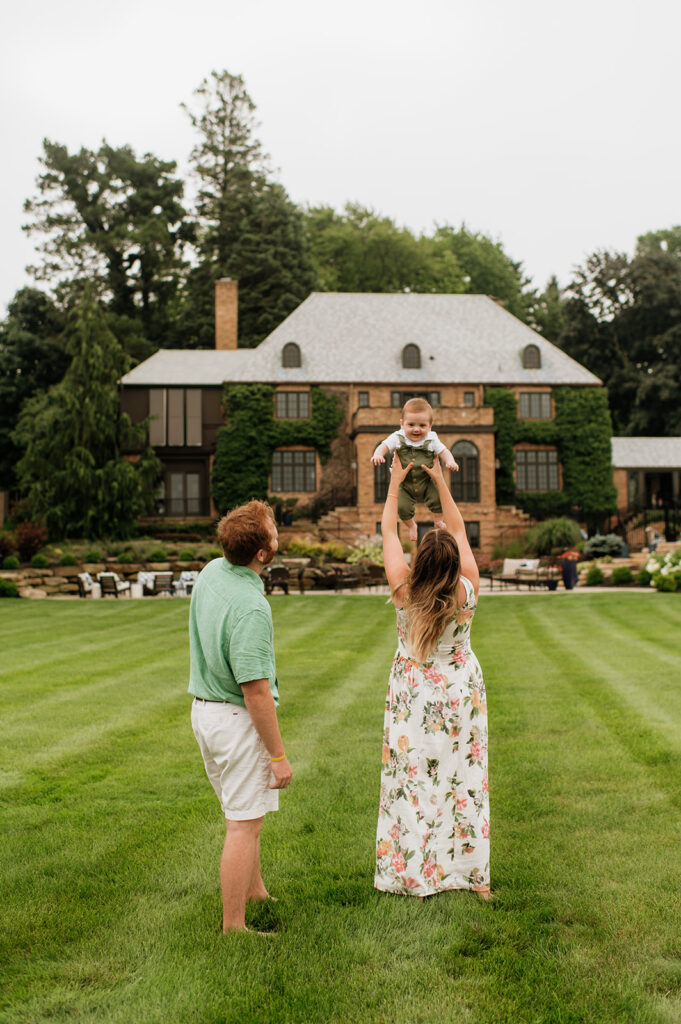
[216,500,274,565]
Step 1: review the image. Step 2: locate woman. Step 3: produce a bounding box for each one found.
[374,454,491,899]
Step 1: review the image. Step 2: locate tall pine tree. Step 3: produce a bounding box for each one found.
[180,70,317,348]
[13,289,160,537]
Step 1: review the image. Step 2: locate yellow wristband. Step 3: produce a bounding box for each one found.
[270,753,286,762]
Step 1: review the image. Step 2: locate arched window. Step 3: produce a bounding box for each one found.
[522,343,541,369]
[451,441,480,503]
[282,342,301,368]
[374,462,389,503]
[402,344,421,369]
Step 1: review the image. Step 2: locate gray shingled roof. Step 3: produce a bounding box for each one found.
[612,437,681,468]
[121,293,601,387]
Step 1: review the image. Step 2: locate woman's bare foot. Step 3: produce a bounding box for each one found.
[477,887,494,901]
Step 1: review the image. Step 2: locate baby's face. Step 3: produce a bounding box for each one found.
[401,413,432,444]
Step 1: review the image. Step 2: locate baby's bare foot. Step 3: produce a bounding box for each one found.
[434,519,446,530]
[407,519,418,543]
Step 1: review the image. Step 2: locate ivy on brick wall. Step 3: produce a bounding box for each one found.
[212,384,344,512]
[484,386,616,520]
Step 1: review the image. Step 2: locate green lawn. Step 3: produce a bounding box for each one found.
[1,593,680,1024]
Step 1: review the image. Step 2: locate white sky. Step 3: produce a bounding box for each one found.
[2,0,678,314]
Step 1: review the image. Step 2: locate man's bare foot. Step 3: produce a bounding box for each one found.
[247,893,279,903]
[407,519,418,543]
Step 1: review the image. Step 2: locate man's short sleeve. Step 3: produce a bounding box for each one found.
[228,609,273,684]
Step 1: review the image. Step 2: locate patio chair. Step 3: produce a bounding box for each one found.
[149,571,174,596]
[76,572,94,598]
[264,566,290,595]
[99,572,131,598]
[173,570,199,596]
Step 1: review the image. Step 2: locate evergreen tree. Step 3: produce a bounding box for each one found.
[0,288,69,489]
[180,70,317,348]
[13,289,160,537]
[433,225,534,320]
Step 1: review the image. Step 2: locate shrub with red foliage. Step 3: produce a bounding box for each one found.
[15,521,49,562]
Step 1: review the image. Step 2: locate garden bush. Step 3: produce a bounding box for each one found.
[59,553,78,566]
[117,552,135,564]
[147,549,168,562]
[610,566,634,586]
[205,548,222,560]
[636,568,652,586]
[585,565,605,586]
[2,555,20,570]
[31,554,50,569]
[347,542,384,566]
[645,549,681,592]
[15,521,48,561]
[0,578,19,598]
[177,549,195,561]
[525,518,582,556]
[0,532,16,560]
[582,533,626,560]
[84,549,102,562]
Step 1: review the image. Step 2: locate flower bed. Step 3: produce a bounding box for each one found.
[644,548,681,592]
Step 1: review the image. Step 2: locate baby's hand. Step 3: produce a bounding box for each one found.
[371,452,385,465]
[447,458,459,472]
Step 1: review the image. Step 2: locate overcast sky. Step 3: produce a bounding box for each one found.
[2,0,679,314]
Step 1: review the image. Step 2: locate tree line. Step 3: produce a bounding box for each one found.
[2,68,680,535]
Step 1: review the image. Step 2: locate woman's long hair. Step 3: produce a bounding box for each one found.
[405,529,461,662]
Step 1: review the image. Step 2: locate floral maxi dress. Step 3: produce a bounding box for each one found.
[374,576,490,896]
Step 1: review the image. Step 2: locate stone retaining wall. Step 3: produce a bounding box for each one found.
[0,560,204,599]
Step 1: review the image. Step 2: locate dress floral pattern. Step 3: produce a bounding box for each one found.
[375,576,490,896]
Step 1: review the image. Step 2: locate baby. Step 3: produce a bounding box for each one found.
[371,397,458,542]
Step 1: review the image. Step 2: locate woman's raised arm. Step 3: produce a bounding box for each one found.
[422,457,479,594]
[381,455,413,604]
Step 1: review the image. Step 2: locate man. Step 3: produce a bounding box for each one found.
[189,499,292,934]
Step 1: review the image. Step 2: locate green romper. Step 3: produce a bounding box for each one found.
[396,438,442,522]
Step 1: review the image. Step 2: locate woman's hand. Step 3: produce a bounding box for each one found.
[389,454,414,488]
[421,457,445,487]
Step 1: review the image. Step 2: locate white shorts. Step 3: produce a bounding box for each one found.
[191,699,279,820]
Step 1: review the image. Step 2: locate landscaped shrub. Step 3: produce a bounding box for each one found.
[585,565,605,586]
[645,549,681,592]
[31,553,50,569]
[59,553,78,566]
[147,549,167,562]
[582,533,626,560]
[0,532,16,560]
[84,549,102,562]
[15,521,48,561]
[117,551,135,564]
[177,549,195,561]
[492,537,528,560]
[282,538,326,560]
[652,572,679,592]
[205,548,222,560]
[0,579,19,598]
[611,566,634,586]
[347,542,384,566]
[636,568,652,586]
[2,555,20,570]
[525,518,582,557]
[323,543,352,562]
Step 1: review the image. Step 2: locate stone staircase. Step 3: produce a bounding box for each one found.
[317,507,367,545]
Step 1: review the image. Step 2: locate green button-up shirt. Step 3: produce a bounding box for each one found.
[188,558,278,706]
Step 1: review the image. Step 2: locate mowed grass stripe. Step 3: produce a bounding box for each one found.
[0,604,190,691]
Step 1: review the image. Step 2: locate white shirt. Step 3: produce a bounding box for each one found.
[381,428,446,455]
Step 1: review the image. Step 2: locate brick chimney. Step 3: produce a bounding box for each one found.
[215,278,238,350]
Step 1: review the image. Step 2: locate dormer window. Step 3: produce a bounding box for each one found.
[282,342,301,368]
[402,344,421,369]
[522,344,541,369]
